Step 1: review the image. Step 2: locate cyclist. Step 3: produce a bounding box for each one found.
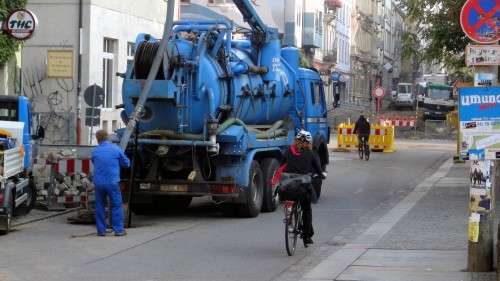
[353,115,370,150]
[279,130,325,245]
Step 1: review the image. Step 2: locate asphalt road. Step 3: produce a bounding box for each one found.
[0,141,453,281]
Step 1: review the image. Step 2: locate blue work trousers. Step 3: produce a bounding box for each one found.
[95,183,124,234]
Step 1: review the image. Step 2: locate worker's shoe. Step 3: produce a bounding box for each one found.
[97,232,106,237]
[114,231,127,237]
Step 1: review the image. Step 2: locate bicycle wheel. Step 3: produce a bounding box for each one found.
[358,143,364,159]
[285,203,299,256]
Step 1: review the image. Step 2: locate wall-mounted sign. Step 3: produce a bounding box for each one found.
[466,45,500,66]
[3,9,38,40]
[47,50,74,79]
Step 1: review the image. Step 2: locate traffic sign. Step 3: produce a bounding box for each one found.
[373,86,385,99]
[460,0,500,43]
[85,108,101,127]
[83,84,105,107]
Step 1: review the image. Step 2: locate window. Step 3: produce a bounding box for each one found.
[102,120,109,131]
[112,120,118,132]
[310,82,321,105]
[102,38,117,108]
[127,42,135,66]
[0,102,17,121]
[180,0,190,3]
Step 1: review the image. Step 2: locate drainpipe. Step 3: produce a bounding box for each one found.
[76,0,82,144]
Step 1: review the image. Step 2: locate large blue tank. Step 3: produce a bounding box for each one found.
[122,22,300,135]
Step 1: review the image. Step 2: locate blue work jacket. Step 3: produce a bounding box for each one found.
[91,141,130,186]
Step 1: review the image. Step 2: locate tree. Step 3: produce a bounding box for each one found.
[400,0,472,74]
[0,0,27,64]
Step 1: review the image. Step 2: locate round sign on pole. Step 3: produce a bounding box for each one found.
[84,84,105,107]
[460,0,500,44]
[5,9,37,40]
[373,86,385,99]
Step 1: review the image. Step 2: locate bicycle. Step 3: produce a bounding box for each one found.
[276,173,312,256]
[358,135,370,161]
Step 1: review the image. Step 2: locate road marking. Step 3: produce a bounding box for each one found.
[302,158,453,280]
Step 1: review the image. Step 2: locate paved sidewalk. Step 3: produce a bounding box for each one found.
[301,160,495,281]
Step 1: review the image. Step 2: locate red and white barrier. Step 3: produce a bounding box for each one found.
[379,116,416,128]
[54,159,92,175]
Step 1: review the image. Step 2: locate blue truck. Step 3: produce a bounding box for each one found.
[0,96,38,234]
[118,0,330,217]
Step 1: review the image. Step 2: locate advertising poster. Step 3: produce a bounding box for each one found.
[469,160,492,212]
[459,87,500,160]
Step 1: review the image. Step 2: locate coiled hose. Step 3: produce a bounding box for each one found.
[140,118,288,140]
[134,41,166,79]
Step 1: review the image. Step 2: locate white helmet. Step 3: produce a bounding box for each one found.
[296,129,313,144]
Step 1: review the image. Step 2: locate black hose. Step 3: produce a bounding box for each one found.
[134,41,166,80]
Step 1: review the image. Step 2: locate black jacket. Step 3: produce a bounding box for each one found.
[354,118,370,136]
[282,145,323,175]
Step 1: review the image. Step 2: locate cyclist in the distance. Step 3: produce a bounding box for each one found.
[354,115,370,148]
[279,130,325,245]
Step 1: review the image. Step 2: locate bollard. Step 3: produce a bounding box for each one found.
[383,125,395,153]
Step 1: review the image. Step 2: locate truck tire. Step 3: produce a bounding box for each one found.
[16,182,36,216]
[261,158,280,213]
[238,161,264,218]
[0,192,14,235]
[312,150,325,200]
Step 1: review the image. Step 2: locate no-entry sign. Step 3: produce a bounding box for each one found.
[373,86,385,99]
[460,0,500,43]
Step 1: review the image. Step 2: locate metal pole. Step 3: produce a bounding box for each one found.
[119,0,176,150]
[126,125,139,228]
[76,0,83,145]
[89,84,96,145]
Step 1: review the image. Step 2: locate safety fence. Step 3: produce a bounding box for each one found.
[33,157,94,211]
[378,115,417,128]
[336,123,395,153]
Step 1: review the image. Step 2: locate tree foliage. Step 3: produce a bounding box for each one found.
[400,0,471,73]
[0,0,27,64]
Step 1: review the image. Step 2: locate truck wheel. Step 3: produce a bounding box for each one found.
[0,192,14,235]
[312,150,325,200]
[261,158,280,213]
[16,182,36,216]
[238,161,264,218]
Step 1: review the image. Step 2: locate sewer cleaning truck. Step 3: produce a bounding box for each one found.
[118,0,330,217]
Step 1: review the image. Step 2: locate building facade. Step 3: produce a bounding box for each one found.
[331,0,351,106]
[22,0,176,144]
[0,50,21,97]
[350,0,379,106]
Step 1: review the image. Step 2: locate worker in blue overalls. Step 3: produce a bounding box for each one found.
[92,130,130,236]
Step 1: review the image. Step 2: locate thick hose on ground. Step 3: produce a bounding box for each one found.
[140,118,287,140]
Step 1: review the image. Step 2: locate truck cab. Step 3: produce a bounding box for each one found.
[391,83,415,109]
[417,83,455,120]
[0,95,37,234]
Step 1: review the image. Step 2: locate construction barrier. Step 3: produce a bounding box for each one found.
[337,123,395,153]
[33,157,94,210]
[379,116,417,128]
